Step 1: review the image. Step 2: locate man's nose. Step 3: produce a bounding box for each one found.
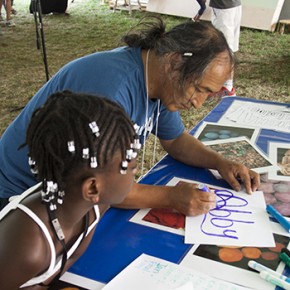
[191,93,208,109]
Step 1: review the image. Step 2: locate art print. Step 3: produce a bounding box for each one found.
[259,172,290,217]
[194,121,259,143]
[180,232,290,290]
[130,207,185,236]
[203,136,276,173]
[268,142,290,181]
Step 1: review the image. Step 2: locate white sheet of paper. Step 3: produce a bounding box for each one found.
[218,101,290,133]
[60,272,105,290]
[185,189,275,246]
[102,253,251,290]
[174,281,194,290]
[167,177,275,247]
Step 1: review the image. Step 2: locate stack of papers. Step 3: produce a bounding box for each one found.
[102,254,250,290]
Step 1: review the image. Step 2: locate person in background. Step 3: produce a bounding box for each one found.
[0,16,259,217]
[11,0,16,15]
[192,0,206,22]
[0,0,15,27]
[0,91,139,289]
[209,0,242,97]
[2,0,16,14]
[29,0,69,16]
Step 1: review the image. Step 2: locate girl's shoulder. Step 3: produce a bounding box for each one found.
[0,204,51,284]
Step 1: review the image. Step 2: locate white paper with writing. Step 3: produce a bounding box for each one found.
[218,101,290,133]
[102,254,250,290]
[166,177,275,247]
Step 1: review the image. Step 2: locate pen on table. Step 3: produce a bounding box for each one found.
[266,204,290,233]
[281,247,290,257]
[260,271,290,290]
[248,260,290,283]
[280,252,290,268]
[198,183,210,192]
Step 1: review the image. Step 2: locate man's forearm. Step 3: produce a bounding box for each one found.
[160,132,223,170]
[112,183,173,209]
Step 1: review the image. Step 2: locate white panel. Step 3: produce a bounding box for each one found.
[146,0,288,31]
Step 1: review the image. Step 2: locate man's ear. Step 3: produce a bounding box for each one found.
[82,177,100,204]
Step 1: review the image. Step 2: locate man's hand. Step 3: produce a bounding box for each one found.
[167,182,216,216]
[215,159,260,194]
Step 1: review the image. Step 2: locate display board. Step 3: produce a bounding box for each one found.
[146,0,290,31]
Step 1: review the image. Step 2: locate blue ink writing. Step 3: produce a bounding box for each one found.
[200,189,254,239]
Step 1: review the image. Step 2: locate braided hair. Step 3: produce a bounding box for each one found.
[121,15,235,87]
[25,90,139,209]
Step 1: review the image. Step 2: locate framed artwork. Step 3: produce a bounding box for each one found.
[203,136,276,174]
[194,122,259,143]
[180,231,289,290]
[268,142,290,181]
[259,172,290,217]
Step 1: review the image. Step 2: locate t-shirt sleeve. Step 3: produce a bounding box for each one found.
[155,105,185,140]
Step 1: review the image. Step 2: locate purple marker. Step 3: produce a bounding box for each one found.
[198,183,210,192]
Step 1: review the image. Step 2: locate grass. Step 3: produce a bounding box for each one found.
[1,0,290,174]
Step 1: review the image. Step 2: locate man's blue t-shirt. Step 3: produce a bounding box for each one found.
[0,47,184,198]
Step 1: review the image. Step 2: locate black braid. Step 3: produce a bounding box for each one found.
[25,91,138,194]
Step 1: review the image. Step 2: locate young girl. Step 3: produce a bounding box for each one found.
[0,91,140,289]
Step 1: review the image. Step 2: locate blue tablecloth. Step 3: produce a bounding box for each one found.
[69,97,290,285]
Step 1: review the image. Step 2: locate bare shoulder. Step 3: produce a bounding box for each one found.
[0,207,52,287]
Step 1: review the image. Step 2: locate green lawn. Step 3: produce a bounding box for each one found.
[1,0,289,174]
